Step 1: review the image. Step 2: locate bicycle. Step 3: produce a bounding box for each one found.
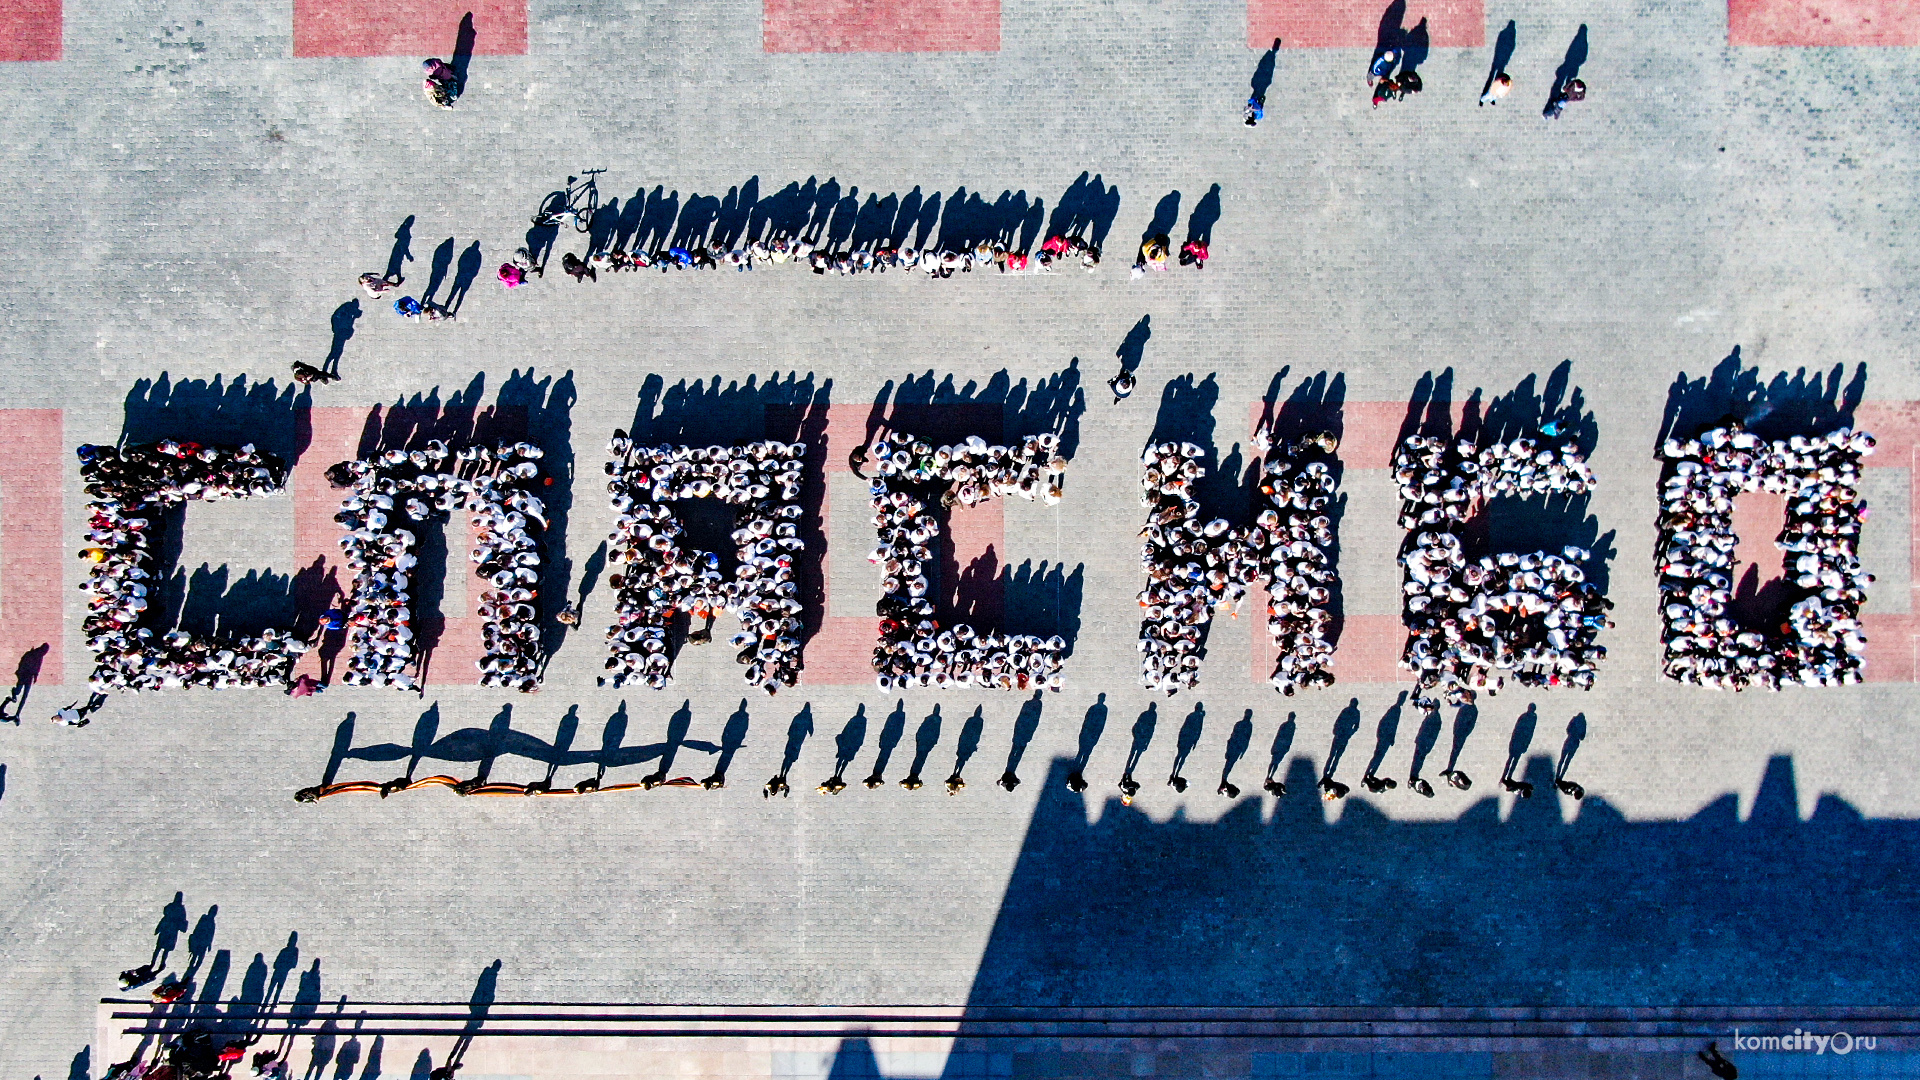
[531,169,604,233]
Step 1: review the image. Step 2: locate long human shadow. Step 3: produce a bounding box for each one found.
[1000,691,1044,790]
[1184,184,1221,247]
[1249,39,1279,99]
[384,216,414,281]
[902,705,943,788]
[864,700,908,787]
[1139,190,1180,249]
[324,300,360,374]
[1066,694,1107,791]
[1115,316,1151,378]
[954,754,1920,1009]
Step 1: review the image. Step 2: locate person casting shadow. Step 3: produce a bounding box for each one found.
[151,892,190,969]
[1360,693,1406,793]
[1406,707,1442,797]
[817,705,867,795]
[1501,703,1539,797]
[703,699,751,789]
[1320,698,1361,799]
[1066,693,1107,792]
[1119,702,1156,804]
[900,705,941,790]
[999,691,1044,791]
[1556,712,1587,799]
[865,700,907,788]
[1264,712,1295,796]
[1440,703,1478,790]
[763,703,813,798]
[1218,709,1253,797]
[0,643,48,722]
[1167,701,1205,791]
[946,706,984,795]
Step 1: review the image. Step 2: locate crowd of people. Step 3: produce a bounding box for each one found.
[77,441,308,691]
[865,431,1070,690]
[602,436,808,692]
[513,232,1104,287]
[1136,441,1265,694]
[1393,433,1610,709]
[326,440,549,692]
[1253,429,1341,695]
[1657,423,1876,689]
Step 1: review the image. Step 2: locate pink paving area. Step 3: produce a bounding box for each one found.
[1729,0,1920,46]
[0,411,63,684]
[802,404,1004,685]
[293,0,524,58]
[763,0,998,53]
[1248,0,1482,49]
[0,0,59,61]
[291,405,525,687]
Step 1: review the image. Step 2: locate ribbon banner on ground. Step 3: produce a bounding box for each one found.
[1657,424,1875,689]
[330,440,548,692]
[865,431,1068,691]
[78,441,306,690]
[602,437,807,692]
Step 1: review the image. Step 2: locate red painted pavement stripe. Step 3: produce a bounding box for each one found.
[1729,0,1920,47]
[0,0,59,61]
[1248,0,1483,49]
[293,0,525,58]
[0,410,62,684]
[764,0,998,53]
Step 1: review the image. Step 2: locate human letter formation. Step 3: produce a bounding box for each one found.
[1394,432,1607,710]
[326,440,550,692]
[1137,430,1342,697]
[1657,424,1876,689]
[602,435,808,693]
[73,417,1880,695]
[865,431,1070,691]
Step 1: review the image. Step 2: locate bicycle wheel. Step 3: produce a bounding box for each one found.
[571,206,595,233]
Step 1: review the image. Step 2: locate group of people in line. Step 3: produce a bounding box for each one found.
[1657,423,1875,690]
[1253,429,1342,695]
[864,432,1071,691]
[503,231,1105,289]
[1364,48,1583,116]
[1135,431,1342,696]
[1394,432,1611,709]
[77,442,309,691]
[1136,441,1268,694]
[1131,235,1209,277]
[601,436,809,693]
[325,440,550,692]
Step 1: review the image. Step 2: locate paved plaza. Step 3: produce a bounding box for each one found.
[2,0,1920,1075]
